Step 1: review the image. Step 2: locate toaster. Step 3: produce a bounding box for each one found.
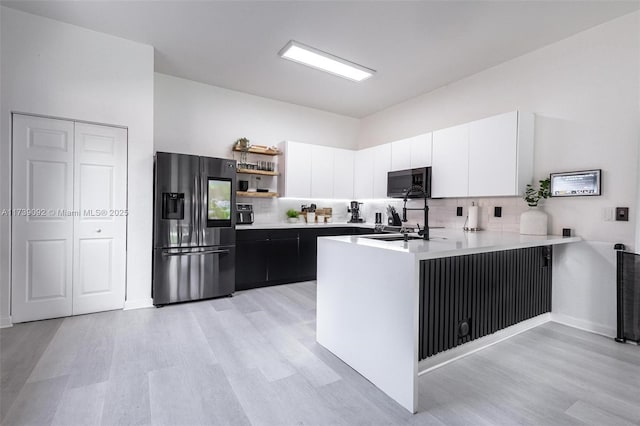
[236,204,254,225]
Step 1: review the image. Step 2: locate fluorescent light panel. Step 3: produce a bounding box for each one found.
[279,40,375,82]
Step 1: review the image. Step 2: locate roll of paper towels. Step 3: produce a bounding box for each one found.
[468,204,479,229]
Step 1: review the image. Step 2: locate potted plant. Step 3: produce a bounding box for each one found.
[235,138,251,166]
[286,209,300,224]
[520,178,551,235]
[235,137,250,150]
[524,178,551,207]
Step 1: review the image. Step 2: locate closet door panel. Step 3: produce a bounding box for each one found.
[11,114,74,323]
[73,123,127,315]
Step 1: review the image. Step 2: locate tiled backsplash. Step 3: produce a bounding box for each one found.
[239,196,531,231]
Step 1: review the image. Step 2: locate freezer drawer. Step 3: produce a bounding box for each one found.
[153,246,235,305]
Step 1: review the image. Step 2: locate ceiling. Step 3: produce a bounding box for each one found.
[2,1,638,118]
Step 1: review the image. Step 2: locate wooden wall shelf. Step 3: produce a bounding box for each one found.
[233,146,281,156]
[236,191,279,198]
[236,168,279,176]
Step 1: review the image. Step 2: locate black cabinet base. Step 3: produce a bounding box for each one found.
[236,227,366,290]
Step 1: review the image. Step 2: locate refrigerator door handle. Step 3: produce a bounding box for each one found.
[163,249,230,257]
[201,173,207,243]
[194,174,200,246]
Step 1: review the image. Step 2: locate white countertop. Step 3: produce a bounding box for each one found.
[321,229,581,260]
[236,222,375,230]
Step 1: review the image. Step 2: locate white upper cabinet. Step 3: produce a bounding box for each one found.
[372,143,392,198]
[431,111,533,198]
[468,111,534,197]
[391,138,412,171]
[278,111,532,200]
[354,147,374,199]
[431,123,470,198]
[391,133,432,171]
[278,141,312,198]
[311,145,334,198]
[410,133,432,168]
[280,141,355,199]
[333,148,355,199]
[468,112,517,197]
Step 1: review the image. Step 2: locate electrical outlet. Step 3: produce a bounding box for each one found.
[616,207,629,222]
[494,206,502,217]
[456,206,463,217]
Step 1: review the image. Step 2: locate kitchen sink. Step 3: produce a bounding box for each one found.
[362,234,426,241]
[362,234,447,242]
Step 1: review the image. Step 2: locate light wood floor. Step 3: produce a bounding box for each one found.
[1,281,639,426]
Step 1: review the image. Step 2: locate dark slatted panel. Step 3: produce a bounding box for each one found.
[419,246,553,360]
[419,261,425,358]
[619,251,640,342]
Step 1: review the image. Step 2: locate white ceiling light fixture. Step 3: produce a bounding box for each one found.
[278,40,375,82]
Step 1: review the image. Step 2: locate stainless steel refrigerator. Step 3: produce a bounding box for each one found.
[153,152,236,305]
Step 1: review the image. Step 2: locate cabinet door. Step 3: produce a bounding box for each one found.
[431,124,469,198]
[283,141,312,198]
[391,138,412,171]
[468,112,518,196]
[235,239,269,290]
[298,228,357,281]
[410,133,432,168]
[354,147,374,199]
[333,148,355,199]
[267,237,299,284]
[311,145,334,198]
[372,143,392,198]
[299,231,318,281]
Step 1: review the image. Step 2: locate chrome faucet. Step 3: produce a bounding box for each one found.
[402,185,429,240]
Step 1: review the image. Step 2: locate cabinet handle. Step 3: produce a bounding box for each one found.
[96,229,102,233]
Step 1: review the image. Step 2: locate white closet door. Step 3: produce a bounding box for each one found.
[11,115,74,323]
[73,123,127,315]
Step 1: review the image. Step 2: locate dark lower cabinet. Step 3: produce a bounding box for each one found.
[236,226,370,290]
[419,245,553,360]
[299,232,318,282]
[235,239,269,291]
[268,236,300,283]
[299,227,358,281]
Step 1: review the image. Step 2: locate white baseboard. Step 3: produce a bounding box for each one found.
[418,313,551,375]
[0,316,13,328]
[549,313,615,339]
[123,297,154,311]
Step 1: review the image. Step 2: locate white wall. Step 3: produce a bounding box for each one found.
[358,12,640,336]
[552,242,617,337]
[154,73,360,157]
[359,11,639,247]
[0,7,155,325]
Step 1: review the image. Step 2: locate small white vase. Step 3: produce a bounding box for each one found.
[287,217,299,223]
[520,206,548,235]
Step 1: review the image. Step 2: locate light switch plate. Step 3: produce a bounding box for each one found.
[604,207,614,221]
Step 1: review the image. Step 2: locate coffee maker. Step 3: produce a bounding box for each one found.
[348,201,364,223]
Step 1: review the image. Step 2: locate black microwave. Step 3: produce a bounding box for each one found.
[387,167,431,199]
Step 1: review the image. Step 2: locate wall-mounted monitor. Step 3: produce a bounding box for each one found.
[550,169,601,197]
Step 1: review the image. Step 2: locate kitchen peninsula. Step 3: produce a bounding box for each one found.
[316,229,580,413]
